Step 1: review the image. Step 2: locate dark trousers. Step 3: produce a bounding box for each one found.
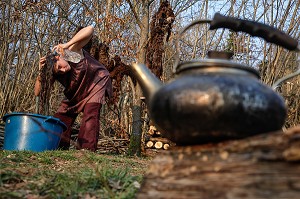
[54,103,102,152]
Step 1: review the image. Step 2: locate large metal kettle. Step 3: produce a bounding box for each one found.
[130,13,300,145]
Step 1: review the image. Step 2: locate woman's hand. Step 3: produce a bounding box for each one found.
[53,43,70,56]
[39,56,46,71]
[35,56,46,96]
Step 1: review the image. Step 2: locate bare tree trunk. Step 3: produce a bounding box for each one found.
[127,0,150,156]
[128,0,175,156]
[128,102,142,155]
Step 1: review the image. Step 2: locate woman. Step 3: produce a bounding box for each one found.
[35,25,112,152]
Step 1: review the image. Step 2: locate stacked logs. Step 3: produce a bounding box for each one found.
[145,125,174,150]
[97,137,129,154]
[70,125,130,154]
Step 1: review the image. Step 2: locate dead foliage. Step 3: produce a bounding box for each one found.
[146,0,175,78]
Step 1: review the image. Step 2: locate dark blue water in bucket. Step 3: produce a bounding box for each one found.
[2,112,67,152]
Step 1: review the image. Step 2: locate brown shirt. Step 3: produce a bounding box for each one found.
[54,50,112,114]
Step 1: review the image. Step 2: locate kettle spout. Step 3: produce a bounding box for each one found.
[130,63,162,103]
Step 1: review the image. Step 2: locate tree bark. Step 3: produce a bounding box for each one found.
[127,103,143,156]
[137,126,300,198]
[127,0,150,156]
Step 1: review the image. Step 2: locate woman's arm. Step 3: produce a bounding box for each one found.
[34,75,42,96]
[34,56,46,96]
[53,25,94,54]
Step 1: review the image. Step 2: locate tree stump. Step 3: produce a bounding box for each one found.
[137,126,300,199]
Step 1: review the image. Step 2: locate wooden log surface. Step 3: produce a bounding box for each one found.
[154,141,163,149]
[146,141,154,148]
[163,143,170,150]
[149,137,171,143]
[137,126,300,199]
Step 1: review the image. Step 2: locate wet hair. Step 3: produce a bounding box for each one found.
[38,52,57,115]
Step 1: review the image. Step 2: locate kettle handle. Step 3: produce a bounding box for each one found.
[210,13,299,51]
[174,13,299,72]
[174,13,300,88]
[209,13,300,90]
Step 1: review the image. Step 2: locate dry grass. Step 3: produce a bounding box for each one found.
[0,149,156,199]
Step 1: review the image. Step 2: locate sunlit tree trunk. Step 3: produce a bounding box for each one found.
[127,0,150,156]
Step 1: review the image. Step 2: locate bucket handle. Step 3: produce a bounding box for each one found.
[45,117,67,131]
[44,116,59,123]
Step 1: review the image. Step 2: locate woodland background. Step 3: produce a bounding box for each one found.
[0,0,299,155]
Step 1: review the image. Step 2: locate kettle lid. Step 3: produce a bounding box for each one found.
[175,51,260,78]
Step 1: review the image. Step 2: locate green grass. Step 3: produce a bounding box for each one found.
[0,150,152,199]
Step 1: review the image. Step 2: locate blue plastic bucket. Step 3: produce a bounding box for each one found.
[2,112,67,152]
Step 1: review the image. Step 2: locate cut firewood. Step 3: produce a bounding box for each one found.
[146,141,154,148]
[96,137,129,154]
[163,143,170,150]
[150,137,170,144]
[151,125,157,130]
[148,126,156,136]
[154,141,163,149]
[148,125,163,136]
